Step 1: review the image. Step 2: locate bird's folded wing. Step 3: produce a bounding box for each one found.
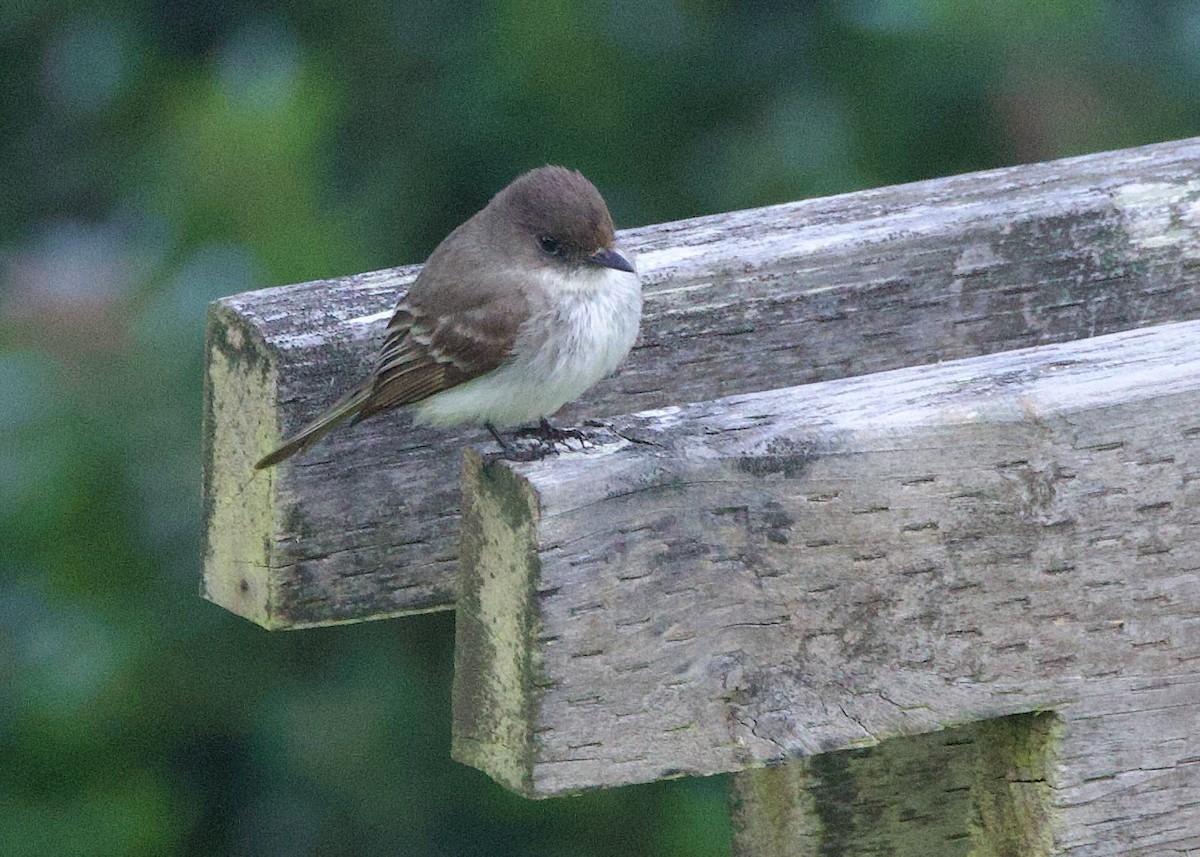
[356,288,527,419]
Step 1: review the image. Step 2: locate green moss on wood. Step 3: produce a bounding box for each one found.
[970,713,1059,857]
[452,450,546,797]
[730,713,1058,856]
[201,301,279,628]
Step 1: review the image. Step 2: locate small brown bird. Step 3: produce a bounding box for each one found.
[255,166,641,469]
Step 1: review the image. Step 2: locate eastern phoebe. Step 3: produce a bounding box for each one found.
[255,165,641,469]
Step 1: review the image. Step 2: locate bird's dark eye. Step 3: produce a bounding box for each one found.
[538,235,561,255]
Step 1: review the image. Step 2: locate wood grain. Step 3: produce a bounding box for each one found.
[452,318,1200,852]
[204,136,1200,628]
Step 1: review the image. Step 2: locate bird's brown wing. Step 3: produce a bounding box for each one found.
[354,287,528,422]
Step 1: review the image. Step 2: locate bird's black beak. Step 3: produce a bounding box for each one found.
[586,246,636,274]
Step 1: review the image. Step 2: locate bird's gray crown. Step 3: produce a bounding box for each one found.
[493,165,617,261]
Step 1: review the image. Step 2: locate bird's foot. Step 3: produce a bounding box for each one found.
[483,419,597,461]
[516,418,596,451]
[527,418,589,447]
[484,422,559,462]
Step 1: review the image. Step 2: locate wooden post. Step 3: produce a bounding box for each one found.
[452,319,1200,852]
[727,714,1058,856]
[203,137,1200,629]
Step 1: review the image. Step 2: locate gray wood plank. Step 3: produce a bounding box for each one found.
[451,316,1200,853]
[204,136,1200,628]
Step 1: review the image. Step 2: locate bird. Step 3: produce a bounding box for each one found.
[255,165,641,470]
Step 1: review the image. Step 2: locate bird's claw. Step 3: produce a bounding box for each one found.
[483,419,596,461]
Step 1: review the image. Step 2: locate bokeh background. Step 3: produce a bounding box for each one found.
[3,1,1199,854]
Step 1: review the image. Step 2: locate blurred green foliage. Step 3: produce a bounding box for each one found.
[2,0,1198,854]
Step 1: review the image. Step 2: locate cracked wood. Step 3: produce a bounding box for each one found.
[204,136,1200,628]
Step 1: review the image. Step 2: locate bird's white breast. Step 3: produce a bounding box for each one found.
[413,265,642,427]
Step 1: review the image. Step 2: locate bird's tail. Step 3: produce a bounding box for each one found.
[255,382,373,470]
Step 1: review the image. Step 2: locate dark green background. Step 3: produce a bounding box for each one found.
[3,1,1198,854]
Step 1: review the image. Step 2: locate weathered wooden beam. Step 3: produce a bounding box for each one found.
[204,136,1200,628]
[451,317,1200,854]
[727,714,1057,856]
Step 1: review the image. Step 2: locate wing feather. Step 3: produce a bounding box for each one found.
[355,275,528,422]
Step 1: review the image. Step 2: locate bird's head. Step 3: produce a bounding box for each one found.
[495,165,636,276]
